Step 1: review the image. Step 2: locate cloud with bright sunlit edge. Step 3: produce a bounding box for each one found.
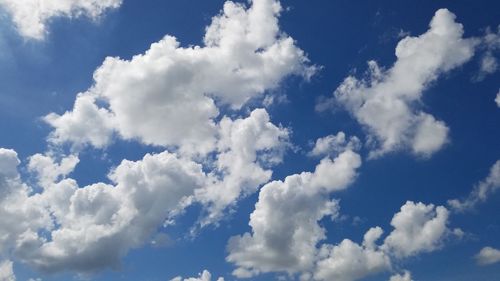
[0,0,498,281]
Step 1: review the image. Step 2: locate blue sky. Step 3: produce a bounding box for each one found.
[0,1,499,281]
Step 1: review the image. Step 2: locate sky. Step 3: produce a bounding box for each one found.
[0,1,499,281]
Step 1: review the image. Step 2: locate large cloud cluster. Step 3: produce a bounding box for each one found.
[0,106,290,274]
[1,149,204,272]
[43,0,311,228]
[0,0,319,276]
[318,9,477,157]
[0,0,314,274]
[227,149,362,277]
[194,109,290,226]
[44,0,314,156]
[0,1,495,280]
[227,137,456,281]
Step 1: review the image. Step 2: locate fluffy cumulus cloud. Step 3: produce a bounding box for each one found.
[0,2,484,280]
[8,1,313,273]
[0,149,52,260]
[45,0,315,155]
[0,260,15,281]
[1,145,456,280]
[309,132,361,158]
[227,142,454,281]
[0,1,308,273]
[314,202,453,281]
[227,158,455,281]
[227,149,362,278]
[44,94,116,149]
[314,227,390,281]
[0,108,287,274]
[27,153,79,188]
[318,9,477,157]
[225,136,455,281]
[194,109,289,226]
[496,89,500,107]
[448,160,500,212]
[0,150,207,273]
[170,270,224,281]
[389,271,413,281]
[475,247,500,266]
[0,0,122,39]
[382,201,451,258]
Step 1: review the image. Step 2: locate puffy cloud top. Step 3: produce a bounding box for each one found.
[382,201,450,258]
[0,0,122,39]
[0,108,288,274]
[227,150,362,277]
[320,9,477,158]
[475,247,500,266]
[389,271,414,281]
[45,0,315,155]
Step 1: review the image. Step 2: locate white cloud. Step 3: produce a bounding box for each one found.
[475,26,500,80]
[475,247,500,266]
[319,9,476,157]
[314,228,390,281]
[389,271,413,281]
[314,199,453,281]
[0,0,122,39]
[40,0,313,250]
[479,54,498,75]
[28,153,79,188]
[194,108,289,227]
[0,260,15,281]
[309,132,361,158]
[27,152,206,273]
[226,126,457,281]
[382,201,450,258]
[0,3,474,280]
[314,202,453,281]
[2,0,310,274]
[39,2,314,253]
[363,227,384,250]
[448,160,500,212]
[45,0,315,155]
[227,150,362,277]
[410,113,449,156]
[0,149,208,273]
[0,149,52,257]
[495,89,500,107]
[44,93,116,149]
[49,106,289,230]
[0,148,20,181]
[170,270,224,281]
[1,109,288,273]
